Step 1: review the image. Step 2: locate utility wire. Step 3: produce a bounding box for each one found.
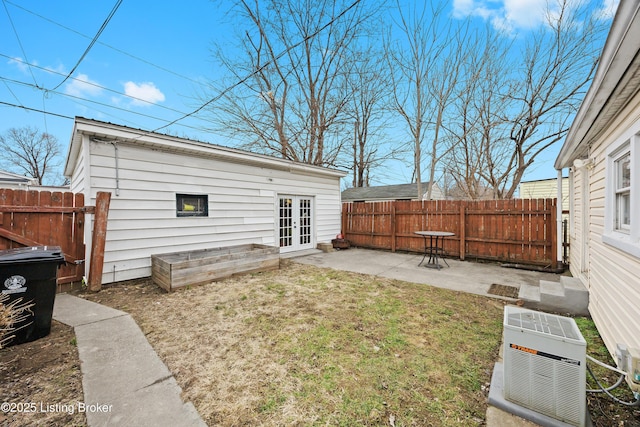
[148,0,363,134]
[49,0,123,92]
[0,100,74,120]
[4,0,207,88]
[1,78,23,106]
[1,0,38,86]
[0,55,187,115]
[1,77,210,133]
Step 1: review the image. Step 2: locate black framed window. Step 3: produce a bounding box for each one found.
[176,194,208,217]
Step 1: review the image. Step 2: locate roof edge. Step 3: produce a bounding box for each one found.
[65,117,347,179]
[555,0,640,169]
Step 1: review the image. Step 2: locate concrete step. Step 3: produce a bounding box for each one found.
[560,276,589,316]
[539,280,566,306]
[518,284,540,302]
[517,278,589,316]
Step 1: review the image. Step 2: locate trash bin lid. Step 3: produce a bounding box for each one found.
[0,246,65,264]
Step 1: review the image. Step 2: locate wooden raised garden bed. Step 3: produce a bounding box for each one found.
[151,244,280,292]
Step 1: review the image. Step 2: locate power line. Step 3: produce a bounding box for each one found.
[149,0,364,134]
[1,76,211,133]
[1,77,23,106]
[1,0,38,86]
[0,54,187,115]
[0,100,74,120]
[49,0,123,91]
[4,0,206,88]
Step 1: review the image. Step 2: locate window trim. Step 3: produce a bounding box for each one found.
[176,193,209,217]
[602,127,640,258]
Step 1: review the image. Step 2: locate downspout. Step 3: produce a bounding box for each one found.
[557,168,563,269]
[111,141,120,197]
[90,137,121,197]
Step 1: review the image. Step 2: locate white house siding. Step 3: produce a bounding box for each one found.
[572,90,640,356]
[568,168,588,278]
[66,119,344,285]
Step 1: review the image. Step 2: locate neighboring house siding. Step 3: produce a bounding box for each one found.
[572,90,640,355]
[68,138,86,195]
[69,124,343,285]
[519,178,569,212]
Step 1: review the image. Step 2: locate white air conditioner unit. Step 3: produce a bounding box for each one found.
[503,306,586,427]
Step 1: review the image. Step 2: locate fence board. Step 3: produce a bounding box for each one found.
[342,199,558,268]
[0,189,86,285]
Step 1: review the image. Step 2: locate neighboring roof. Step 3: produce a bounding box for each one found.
[555,0,640,168]
[342,182,432,201]
[0,170,37,185]
[64,117,347,179]
[520,177,568,184]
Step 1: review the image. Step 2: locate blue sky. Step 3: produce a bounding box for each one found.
[0,0,618,185]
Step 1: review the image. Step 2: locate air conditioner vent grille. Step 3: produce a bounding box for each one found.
[506,310,581,340]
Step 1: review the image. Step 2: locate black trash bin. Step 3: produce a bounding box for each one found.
[0,246,65,346]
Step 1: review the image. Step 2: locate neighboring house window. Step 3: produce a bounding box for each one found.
[176,194,208,217]
[603,129,639,258]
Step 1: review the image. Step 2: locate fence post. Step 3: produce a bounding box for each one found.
[342,203,347,239]
[88,191,111,292]
[459,205,466,261]
[391,205,396,252]
[550,198,557,270]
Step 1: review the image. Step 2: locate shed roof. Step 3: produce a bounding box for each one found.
[555,0,640,168]
[0,170,37,185]
[342,182,433,201]
[64,117,347,179]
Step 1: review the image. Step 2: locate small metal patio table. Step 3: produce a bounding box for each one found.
[414,231,455,270]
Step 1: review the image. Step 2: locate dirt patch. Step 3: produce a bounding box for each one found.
[0,320,85,427]
[487,283,519,299]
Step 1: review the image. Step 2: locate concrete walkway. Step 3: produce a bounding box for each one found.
[53,293,205,427]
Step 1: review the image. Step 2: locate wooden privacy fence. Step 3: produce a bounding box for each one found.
[342,199,558,268]
[0,189,89,285]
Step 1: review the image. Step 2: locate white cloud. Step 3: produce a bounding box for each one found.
[503,0,547,29]
[65,73,103,97]
[123,81,165,106]
[594,0,618,20]
[7,56,34,73]
[451,0,604,33]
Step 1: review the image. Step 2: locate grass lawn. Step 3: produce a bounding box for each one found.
[81,260,639,426]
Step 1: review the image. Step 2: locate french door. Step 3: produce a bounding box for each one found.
[278,195,314,252]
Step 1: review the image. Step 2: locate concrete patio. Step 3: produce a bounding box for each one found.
[292,247,563,302]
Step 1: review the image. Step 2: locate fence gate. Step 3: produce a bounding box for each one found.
[0,189,87,285]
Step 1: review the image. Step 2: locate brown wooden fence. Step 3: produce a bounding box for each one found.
[342,199,558,268]
[0,189,88,285]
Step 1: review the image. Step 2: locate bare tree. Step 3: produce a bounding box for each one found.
[483,0,606,198]
[204,0,379,168]
[445,28,512,199]
[0,126,61,185]
[441,0,606,199]
[345,47,403,187]
[386,1,453,199]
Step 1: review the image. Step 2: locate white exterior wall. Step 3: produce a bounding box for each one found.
[570,90,640,355]
[67,122,344,284]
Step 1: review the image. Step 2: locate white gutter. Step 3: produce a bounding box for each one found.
[555,0,640,168]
